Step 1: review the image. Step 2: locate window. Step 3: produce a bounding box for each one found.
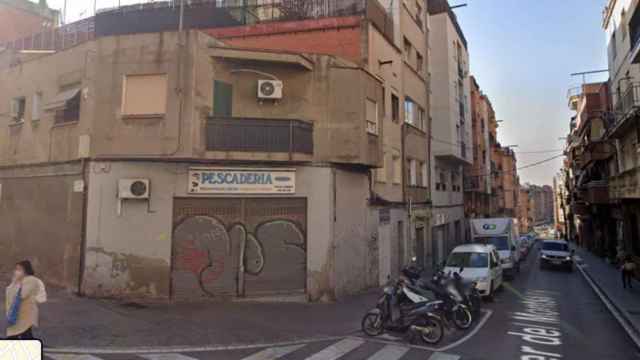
[376,152,387,183]
[54,91,80,124]
[122,74,168,117]
[366,98,378,135]
[417,52,424,73]
[10,97,26,123]
[32,92,42,121]
[408,159,417,186]
[421,161,428,187]
[403,37,412,61]
[391,94,400,123]
[392,154,402,184]
[404,98,425,130]
[438,171,447,191]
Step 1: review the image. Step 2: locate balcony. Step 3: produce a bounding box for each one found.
[585,180,609,204]
[206,117,313,156]
[612,84,640,136]
[582,141,614,167]
[610,167,640,199]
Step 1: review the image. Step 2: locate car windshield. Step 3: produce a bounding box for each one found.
[476,236,510,250]
[543,242,569,252]
[446,252,489,268]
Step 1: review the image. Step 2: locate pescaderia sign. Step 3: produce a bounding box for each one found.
[188,168,295,194]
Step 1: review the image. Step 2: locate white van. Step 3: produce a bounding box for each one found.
[469,218,521,278]
[444,244,503,298]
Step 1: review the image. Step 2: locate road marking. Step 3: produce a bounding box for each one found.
[47,355,104,360]
[44,335,345,355]
[377,334,401,341]
[303,338,364,360]
[436,308,493,352]
[139,354,199,360]
[428,352,460,360]
[239,344,306,360]
[365,344,410,360]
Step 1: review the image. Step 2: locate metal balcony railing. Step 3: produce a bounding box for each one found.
[206,116,313,155]
[614,83,640,126]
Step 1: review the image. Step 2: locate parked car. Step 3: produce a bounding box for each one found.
[539,240,574,272]
[444,244,503,299]
[470,218,521,278]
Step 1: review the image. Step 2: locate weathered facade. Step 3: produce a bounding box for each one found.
[464,76,493,218]
[0,0,58,43]
[428,0,471,264]
[0,29,389,301]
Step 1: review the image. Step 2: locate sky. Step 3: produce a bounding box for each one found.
[453,0,609,186]
[45,0,609,186]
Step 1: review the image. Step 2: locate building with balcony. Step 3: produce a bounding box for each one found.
[428,0,471,262]
[199,0,434,276]
[0,29,392,302]
[518,186,532,234]
[464,76,493,218]
[491,146,518,218]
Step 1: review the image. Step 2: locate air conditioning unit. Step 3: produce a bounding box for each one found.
[258,80,283,99]
[118,179,150,199]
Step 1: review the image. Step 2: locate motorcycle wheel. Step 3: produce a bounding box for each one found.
[361,313,384,337]
[411,315,444,345]
[453,305,473,330]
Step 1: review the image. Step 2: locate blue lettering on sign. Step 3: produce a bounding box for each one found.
[201,172,275,185]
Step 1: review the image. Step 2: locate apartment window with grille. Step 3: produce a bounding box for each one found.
[393,154,402,184]
[391,93,400,123]
[122,73,168,117]
[10,97,26,123]
[366,98,379,135]
[404,98,425,131]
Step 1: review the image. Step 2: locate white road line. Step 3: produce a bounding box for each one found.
[365,344,410,360]
[239,344,306,360]
[427,352,460,360]
[303,338,365,360]
[139,354,200,360]
[47,355,105,360]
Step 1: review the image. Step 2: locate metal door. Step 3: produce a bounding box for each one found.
[172,198,307,300]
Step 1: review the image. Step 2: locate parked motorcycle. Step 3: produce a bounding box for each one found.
[401,265,473,330]
[361,278,444,345]
[451,269,483,318]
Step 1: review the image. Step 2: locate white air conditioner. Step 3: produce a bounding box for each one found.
[118,179,150,199]
[258,80,283,99]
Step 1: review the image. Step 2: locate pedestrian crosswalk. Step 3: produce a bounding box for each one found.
[45,337,462,360]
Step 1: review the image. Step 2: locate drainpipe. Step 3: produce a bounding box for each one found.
[77,158,88,295]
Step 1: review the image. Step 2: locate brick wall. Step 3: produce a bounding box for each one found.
[0,4,56,43]
[205,16,363,64]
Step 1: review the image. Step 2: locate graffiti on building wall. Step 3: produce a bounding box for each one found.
[172,215,306,298]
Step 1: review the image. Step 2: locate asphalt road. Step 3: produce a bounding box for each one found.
[454,240,640,360]
[44,240,640,360]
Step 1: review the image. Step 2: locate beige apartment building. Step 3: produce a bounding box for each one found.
[428,0,472,264]
[0,29,390,301]
[0,0,435,300]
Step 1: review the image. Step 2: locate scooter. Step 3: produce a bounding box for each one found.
[451,268,482,318]
[401,264,473,330]
[361,278,445,345]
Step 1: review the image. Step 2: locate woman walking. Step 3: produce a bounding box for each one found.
[5,260,46,339]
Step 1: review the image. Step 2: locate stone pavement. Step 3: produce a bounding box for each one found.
[575,247,640,347]
[0,283,379,349]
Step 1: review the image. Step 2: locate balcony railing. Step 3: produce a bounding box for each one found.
[614,84,640,127]
[586,180,609,204]
[206,117,313,155]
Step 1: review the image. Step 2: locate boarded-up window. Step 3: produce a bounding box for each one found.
[366,98,378,135]
[122,74,168,116]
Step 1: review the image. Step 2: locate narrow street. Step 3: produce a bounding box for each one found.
[43,240,640,360]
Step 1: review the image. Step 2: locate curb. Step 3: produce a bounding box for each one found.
[577,264,640,350]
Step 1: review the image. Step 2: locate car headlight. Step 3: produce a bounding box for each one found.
[565,256,572,261]
[541,254,549,259]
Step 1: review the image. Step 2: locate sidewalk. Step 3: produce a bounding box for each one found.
[0,284,379,349]
[575,247,640,346]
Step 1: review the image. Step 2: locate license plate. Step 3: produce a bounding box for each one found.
[552,260,562,265]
